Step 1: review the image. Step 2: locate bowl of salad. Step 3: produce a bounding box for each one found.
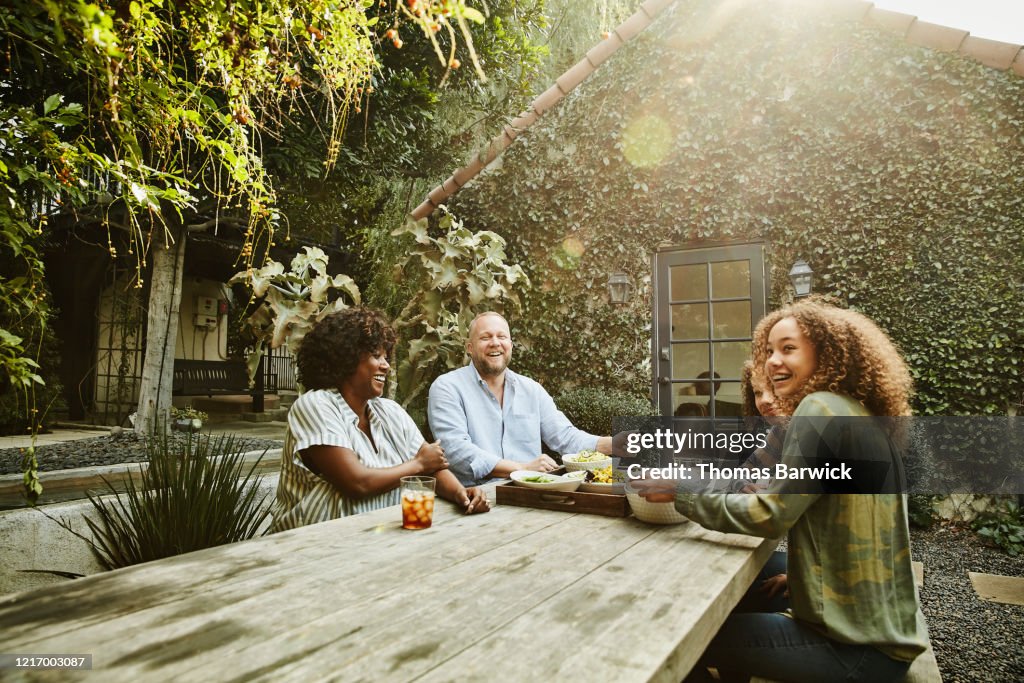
[509,470,582,492]
[562,449,613,472]
[578,464,626,494]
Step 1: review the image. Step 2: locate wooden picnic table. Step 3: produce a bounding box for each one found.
[0,488,775,682]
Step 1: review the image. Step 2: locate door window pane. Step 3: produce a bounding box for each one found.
[711,260,750,299]
[712,341,751,380]
[711,301,751,339]
[672,342,707,380]
[673,385,708,417]
[671,303,708,340]
[670,263,707,301]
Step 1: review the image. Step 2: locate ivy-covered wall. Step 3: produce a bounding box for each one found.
[449,0,1024,416]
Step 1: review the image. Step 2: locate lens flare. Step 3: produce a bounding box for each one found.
[623,114,674,168]
[562,237,585,257]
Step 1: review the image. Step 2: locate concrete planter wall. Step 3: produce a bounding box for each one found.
[0,452,281,596]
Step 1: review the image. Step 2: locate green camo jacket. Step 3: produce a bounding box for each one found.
[675,392,929,662]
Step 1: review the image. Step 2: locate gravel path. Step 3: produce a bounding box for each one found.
[911,525,1024,682]
[0,431,284,475]
[1,436,1021,681]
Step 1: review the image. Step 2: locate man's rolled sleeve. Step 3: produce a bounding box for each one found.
[428,378,500,484]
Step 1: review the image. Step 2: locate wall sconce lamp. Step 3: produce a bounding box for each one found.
[788,259,814,299]
[607,272,634,305]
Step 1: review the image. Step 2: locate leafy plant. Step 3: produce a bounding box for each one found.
[554,387,659,437]
[231,246,361,385]
[170,405,208,422]
[907,495,938,529]
[972,499,1024,557]
[391,206,529,407]
[57,431,271,570]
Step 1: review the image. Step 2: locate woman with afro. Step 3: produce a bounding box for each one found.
[271,307,489,531]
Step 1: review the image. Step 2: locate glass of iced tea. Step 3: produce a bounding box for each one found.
[400,476,436,530]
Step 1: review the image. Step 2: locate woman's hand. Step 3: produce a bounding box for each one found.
[414,440,449,474]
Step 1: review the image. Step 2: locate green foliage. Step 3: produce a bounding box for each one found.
[907,495,938,529]
[0,98,76,429]
[554,387,658,437]
[391,206,529,407]
[170,405,208,422]
[450,0,1024,414]
[0,312,63,436]
[59,432,271,570]
[972,498,1024,557]
[231,246,361,384]
[269,0,549,311]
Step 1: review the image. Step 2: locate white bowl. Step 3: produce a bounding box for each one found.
[510,470,582,492]
[625,485,689,525]
[579,480,626,495]
[562,452,613,472]
[562,470,588,481]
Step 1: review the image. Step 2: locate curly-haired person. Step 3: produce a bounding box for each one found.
[638,298,927,682]
[270,307,489,532]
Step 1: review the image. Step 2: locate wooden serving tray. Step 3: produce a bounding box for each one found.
[495,471,631,518]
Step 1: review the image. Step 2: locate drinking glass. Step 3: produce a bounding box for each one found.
[400,476,436,530]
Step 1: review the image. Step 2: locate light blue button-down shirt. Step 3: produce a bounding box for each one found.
[427,365,600,486]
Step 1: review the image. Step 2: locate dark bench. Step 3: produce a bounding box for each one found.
[172,359,277,397]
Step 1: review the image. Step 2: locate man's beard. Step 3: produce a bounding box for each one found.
[475,355,508,377]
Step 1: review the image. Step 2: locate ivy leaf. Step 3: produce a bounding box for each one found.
[43,94,62,114]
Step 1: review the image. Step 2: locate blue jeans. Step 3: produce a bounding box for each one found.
[686,552,910,683]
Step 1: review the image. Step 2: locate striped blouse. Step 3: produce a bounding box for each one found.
[269,389,425,533]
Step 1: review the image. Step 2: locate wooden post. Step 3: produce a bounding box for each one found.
[251,353,265,413]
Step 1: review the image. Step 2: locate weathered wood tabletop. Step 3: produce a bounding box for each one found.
[0,490,774,682]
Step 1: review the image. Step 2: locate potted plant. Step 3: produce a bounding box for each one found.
[170,405,207,433]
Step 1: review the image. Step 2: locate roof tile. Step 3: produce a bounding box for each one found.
[532,85,564,115]
[509,110,539,132]
[427,185,448,206]
[959,36,1024,71]
[586,35,623,68]
[906,20,968,53]
[614,11,653,43]
[866,8,915,37]
[480,137,508,165]
[556,60,595,95]
[1014,49,1024,78]
[410,200,434,220]
[828,0,872,22]
[452,158,484,187]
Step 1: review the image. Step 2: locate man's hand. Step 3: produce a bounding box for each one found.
[457,486,490,514]
[611,431,635,457]
[522,454,558,473]
[414,440,449,474]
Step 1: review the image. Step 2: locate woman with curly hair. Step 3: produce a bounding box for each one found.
[734,361,786,493]
[270,307,489,532]
[643,298,928,682]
